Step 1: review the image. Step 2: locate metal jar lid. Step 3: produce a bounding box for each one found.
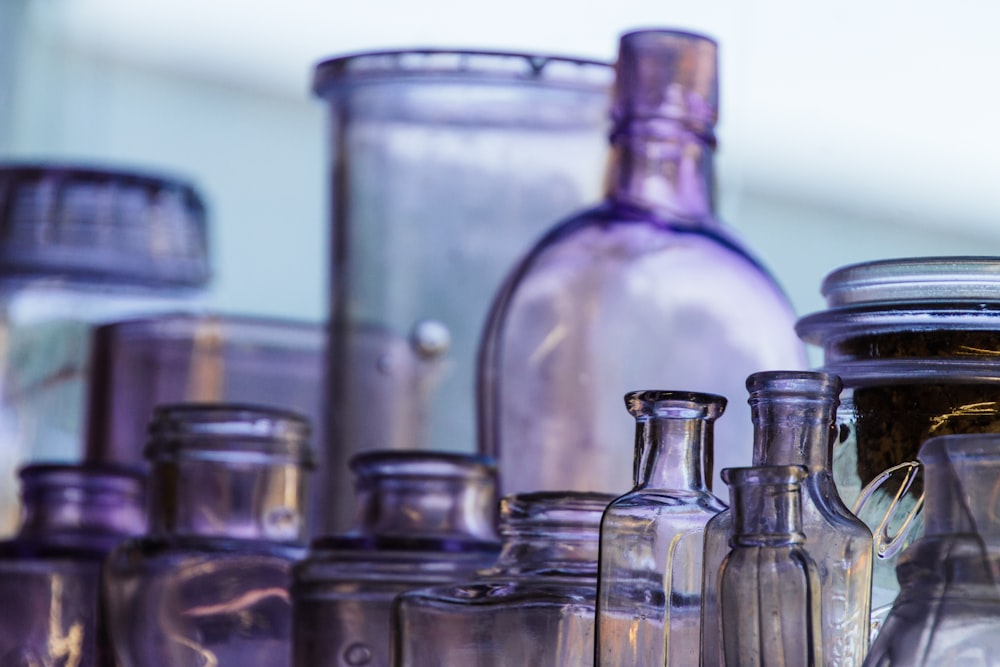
[0,163,211,288]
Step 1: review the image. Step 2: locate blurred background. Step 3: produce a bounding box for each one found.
[1,0,997,333]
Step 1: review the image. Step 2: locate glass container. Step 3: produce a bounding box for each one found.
[314,48,614,532]
[595,390,727,666]
[701,371,872,667]
[393,491,611,667]
[0,463,145,667]
[796,256,1000,624]
[291,450,500,667]
[104,404,314,667]
[717,465,823,667]
[83,313,325,531]
[864,433,1000,666]
[477,29,806,499]
[0,163,210,534]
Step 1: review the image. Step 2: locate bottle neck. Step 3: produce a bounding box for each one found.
[148,457,310,544]
[605,121,716,223]
[636,414,711,492]
[726,466,806,547]
[487,492,608,577]
[749,373,842,472]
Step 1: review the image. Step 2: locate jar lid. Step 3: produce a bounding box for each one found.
[797,256,1000,345]
[0,163,211,288]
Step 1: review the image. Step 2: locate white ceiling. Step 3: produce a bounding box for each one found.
[34,0,1000,238]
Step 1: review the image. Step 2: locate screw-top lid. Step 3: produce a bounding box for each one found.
[612,29,718,138]
[0,163,211,288]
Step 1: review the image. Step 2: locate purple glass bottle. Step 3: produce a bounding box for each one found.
[291,451,500,667]
[0,463,146,667]
[477,29,806,498]
[103,404,314,667]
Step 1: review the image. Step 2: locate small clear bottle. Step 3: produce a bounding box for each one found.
[864,433,1000,666]
[718,465,823,666]
[0,463,146,667]
[595,390,727,666]
[104,404,314,667]
[701,371,873,667]
[393,491,611,667]
[291,451,500,667]
[477,28,806,499]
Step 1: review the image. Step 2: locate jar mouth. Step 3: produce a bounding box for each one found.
[145,403,314,466]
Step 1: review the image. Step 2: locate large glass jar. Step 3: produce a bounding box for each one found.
[477,29,806,498]
[292,451,499,667]
[0,463,146,667]
[313,49,613,531]
[0,163,210,534]
[796,256,1000,624]
[393,492,611,667]
[104,404,314,667]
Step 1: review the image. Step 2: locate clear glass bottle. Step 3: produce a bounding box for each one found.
[477,28,806,499]
[796,256,1000,624]
[595,390,727,666]
[701,371,873,667]
[0,163,210,534]
[104,404,314,667]
[393,491,611,667]
[314,48,613,533]
[291,451,500,667]
[0,463,146,667]
[864,433,1000,666]
[718,465,823,667]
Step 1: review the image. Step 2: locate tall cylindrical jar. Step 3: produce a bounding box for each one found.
[104,404,314,667]
[0,163,210,534]
[718,466,824,667]
[796,256,1000,624]
[0,463,146,667]
[864,433,1000,665]
[291,451,500,667]
[313,50,614,532]
[477,29,806,499]
[701,371,872,667]
[393,492,611,667]
[595,390,727,666]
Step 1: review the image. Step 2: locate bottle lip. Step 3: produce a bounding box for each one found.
[145,402,314,466]
[624,389,727,420]
[313,49,613,96]
[18,462,146,494]
[721,465,807,488]
[350,450,496,479]
[745,370,843,398]
[797,256,1000,345]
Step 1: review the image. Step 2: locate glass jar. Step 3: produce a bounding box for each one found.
[0,463,145,667]
[595,390,727,666]
[104,404,314,667]
[292,451,499,667]
[718,465,824,667]
[393,491,611,667]
[313,49,614,531]
[864,433,1000,665]
[0,163,210,534]
[477,29,806,498]
[796,256,1000,623]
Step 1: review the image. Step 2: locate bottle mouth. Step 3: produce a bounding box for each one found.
[624,389,727,421]
[144,402,314,466]
[350,450,496,480]
[745,371,843,401]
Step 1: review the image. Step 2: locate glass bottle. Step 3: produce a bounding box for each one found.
[0,463,146,667]
[796,256,1000,624]
[477,28,806,499]
[104,403,314,667]
[864,433,1000,666]
[595,390,727,666]
[0,163,210,534]
[393,491,611,667]
[291,450,500,667]
[701,371,873,667]
[314,48,613,533]
[718,465,823,667]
